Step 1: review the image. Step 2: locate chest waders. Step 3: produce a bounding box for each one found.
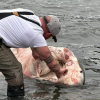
[0,11,40,97]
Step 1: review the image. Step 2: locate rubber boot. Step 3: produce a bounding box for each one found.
[7,84,25,97]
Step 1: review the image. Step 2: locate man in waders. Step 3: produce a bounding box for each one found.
[0,8,67,97]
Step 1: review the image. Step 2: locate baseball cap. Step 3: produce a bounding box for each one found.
[43,15,61,42]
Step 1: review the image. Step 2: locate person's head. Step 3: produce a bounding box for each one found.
[40,15,61,42]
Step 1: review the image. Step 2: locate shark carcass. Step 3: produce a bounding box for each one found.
[11,46,85,86]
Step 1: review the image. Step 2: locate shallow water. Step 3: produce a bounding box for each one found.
[0,0,100,100]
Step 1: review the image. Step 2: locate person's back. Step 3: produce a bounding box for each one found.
[0,8,47,48]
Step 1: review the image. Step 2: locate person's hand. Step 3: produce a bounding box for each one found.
[55,68,68,78]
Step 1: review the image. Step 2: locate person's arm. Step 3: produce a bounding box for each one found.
[31,48,42,61]
[31,46,67,78]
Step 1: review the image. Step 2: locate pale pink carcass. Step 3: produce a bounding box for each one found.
[11,46,85,86]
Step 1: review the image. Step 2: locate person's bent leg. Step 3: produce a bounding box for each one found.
[0,44,24,97]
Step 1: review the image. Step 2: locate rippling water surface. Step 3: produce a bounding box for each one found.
[0,0,100,100]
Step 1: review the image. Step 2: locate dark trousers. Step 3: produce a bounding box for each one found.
[0,44,23,86]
